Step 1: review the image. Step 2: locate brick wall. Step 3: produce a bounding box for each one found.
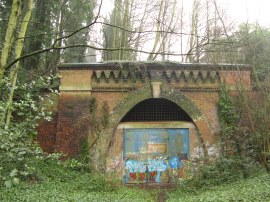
[55,92,91,156]
[91,92,129,112]
[185,91,220,134]
[37,113,58,153]
[37,63,251,159]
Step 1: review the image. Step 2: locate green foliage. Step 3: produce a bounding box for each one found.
[21,0,97,79]
[184,156,261,189]
[0,75,58,187]
[61,0,96,63]
[102,0,135,61]
[167,172,270,202]
[0,159,155,202]
[0,125,43,188]
[0,0,12,46]
[218,85,270,170]
[218,87,242,155]
[237,23,270,68]
[219,87,239,130]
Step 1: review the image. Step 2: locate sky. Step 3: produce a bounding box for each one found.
[219,0,270,27]
[100,0,270,27]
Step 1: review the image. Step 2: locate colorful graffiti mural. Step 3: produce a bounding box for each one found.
[123,129,189,183]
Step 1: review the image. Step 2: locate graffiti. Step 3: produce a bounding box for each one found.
[147,143,167,154]
[106,156,122,174]
[192,143,220,160]
[124,156,189,183]
[123,128,190,183]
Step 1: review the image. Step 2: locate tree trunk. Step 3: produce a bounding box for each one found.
[0,0,22,84]
[4,0,34,128]
[147,0,164,61]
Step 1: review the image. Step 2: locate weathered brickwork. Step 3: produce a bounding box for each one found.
[37,62,251,171]
[185,92,220,135]
[37,113,57,153]
[91,92,129,112]
[55,92,91,156]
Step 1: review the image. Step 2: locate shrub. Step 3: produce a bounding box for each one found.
[0,76,57,187]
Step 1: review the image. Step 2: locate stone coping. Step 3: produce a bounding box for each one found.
[58,62,251,71]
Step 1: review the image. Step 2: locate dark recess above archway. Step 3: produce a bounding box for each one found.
[121,98,192,122]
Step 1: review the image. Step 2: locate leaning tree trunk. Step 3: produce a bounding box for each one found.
[4,0,34,129]
[0,0,22,126]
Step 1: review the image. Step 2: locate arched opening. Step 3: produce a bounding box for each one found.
[105,87,212,185]
[114,98,196,184]
[121,98,192,122]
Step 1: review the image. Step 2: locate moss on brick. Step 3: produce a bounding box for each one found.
[160,85,203,120]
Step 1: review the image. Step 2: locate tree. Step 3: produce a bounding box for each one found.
[61,0,96,63]
[21,0,59,79]
[102,0,135,61]
[0,0,97,127]
[147,0,179,61]
[1,0,34,127]
[186,0,234,63]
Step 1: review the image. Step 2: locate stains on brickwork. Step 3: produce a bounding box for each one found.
[55,92,91,156]
[103,85,212,170]
[37,112,57,153]
[37,62,251,175]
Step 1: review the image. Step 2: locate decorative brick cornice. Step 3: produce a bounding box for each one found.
[92,69,220,83]
[91,87,136,92]
[58,62,251,92]
[175,86,220,92]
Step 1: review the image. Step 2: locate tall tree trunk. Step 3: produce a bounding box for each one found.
[134,0,149,58]
[0,0,22,84]
[147,0,164,61]
[4,0,34,128]
[188,0,199,62]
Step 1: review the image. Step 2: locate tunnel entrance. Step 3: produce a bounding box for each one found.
[121,98,192,122]
[119,98,193,184]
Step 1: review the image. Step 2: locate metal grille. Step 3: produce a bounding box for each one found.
[121,98,192,122]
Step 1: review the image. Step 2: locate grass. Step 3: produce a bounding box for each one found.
[0,159,156,202]
[0,183,155,202]
[0,159,269,202]
[167,172,270,202]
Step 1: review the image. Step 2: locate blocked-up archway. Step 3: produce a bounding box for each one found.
[118,98,194,183]
[105,86,213,183]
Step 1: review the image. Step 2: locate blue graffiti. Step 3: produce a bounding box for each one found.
[169,156,179,169]
[125,160,136,173]
[125,156,186,183]
[125,158,167,173]
[125,159,147,173]
[155,159,167,172]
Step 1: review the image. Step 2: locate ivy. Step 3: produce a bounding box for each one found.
[0,75,58,187]
[218,87,239,137]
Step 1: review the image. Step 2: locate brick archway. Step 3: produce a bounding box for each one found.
[104,86,214,175]
[105,85,213,162]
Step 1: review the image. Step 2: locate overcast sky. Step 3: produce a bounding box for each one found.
[219,0,270,27]
[101,0,270,27]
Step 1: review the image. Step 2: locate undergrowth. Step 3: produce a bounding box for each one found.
[0,159,156,202]
[167,172,270,202]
